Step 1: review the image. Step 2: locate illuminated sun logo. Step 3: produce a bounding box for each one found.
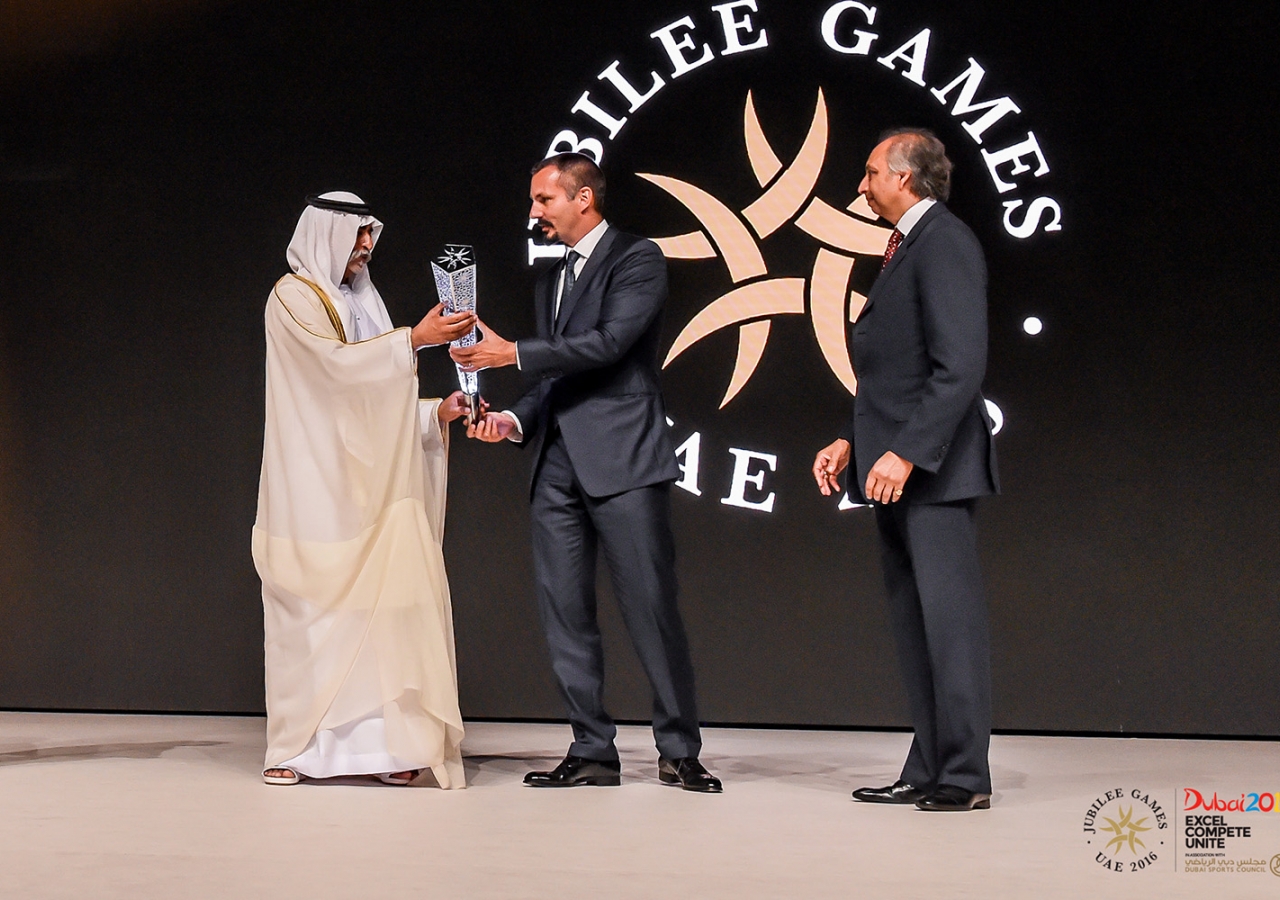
[641,88,892,408]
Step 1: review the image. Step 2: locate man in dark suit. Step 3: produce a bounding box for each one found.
[813,129,999,812]
[452,152,720,793]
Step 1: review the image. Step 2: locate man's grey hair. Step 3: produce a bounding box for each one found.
[880,128,952,202]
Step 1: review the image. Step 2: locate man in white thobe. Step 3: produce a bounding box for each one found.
[253,191,475,787]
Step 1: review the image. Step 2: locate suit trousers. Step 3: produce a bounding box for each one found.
[873,499,992,794]
[530,433,702,762]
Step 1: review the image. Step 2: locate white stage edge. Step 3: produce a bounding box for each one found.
[1,713,1277,898]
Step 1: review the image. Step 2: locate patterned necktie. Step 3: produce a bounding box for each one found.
[556,250,580,324]
[881,228,903,270]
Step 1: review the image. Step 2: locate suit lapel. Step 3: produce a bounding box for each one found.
[856,202,946,322]
[554,228,618,335]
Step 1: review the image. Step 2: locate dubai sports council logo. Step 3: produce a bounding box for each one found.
[641,88,893,408]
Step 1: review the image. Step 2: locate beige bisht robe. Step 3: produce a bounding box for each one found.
[252,273,464,788]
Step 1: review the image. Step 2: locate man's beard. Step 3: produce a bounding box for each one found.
[348,248,372,268]
[529,220,559,246]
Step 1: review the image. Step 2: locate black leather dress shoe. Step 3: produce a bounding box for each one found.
[915,783,992,811]
[523,754,621,787]
[658,757,722,793]
[851,780,926,804]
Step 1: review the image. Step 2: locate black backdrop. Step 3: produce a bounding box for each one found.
[0,0,1276,735]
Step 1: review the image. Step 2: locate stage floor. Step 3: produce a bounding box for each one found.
[1,713,1276,898]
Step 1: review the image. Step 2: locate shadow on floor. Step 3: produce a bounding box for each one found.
[0,740,228,765]
[460,747,893,793]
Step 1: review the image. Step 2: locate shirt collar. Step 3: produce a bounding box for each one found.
[567,219,609,259]
[894,198,936,236]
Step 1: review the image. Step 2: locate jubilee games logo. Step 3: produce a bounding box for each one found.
[1082,788,1170,874]
[533,1,1057,512]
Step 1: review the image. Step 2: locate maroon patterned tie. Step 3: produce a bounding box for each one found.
[881,228,903,270]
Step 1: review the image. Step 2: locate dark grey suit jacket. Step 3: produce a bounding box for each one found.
[510,228,680,499]
[841,202,999,504]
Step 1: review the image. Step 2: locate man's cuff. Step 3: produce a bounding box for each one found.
[499,410,524,442]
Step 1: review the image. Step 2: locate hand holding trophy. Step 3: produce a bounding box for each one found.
[431,244,482,426]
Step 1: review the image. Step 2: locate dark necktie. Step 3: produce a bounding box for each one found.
[556,250,580,325]
[881,228,903,270]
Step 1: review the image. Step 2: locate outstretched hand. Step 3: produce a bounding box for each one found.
[812,438,850,497]
[451,319,517,372]
[412,303,476,349]
[466,411,518,443]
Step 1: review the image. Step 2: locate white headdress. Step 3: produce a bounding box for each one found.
[286,191,393,339]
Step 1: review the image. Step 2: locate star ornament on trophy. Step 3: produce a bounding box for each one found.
[430,243,482,425]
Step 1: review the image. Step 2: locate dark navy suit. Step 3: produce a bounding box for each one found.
[842,201,999,793]
[510,227,700,763]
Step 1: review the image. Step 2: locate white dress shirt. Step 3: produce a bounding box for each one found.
[894,197,936,236]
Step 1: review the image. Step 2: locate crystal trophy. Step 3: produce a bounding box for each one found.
[430,244,482,425]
